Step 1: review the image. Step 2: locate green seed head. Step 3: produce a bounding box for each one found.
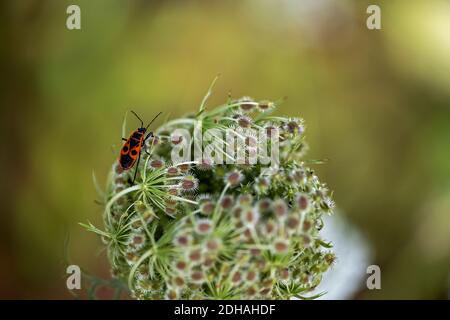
[85,90,336,300]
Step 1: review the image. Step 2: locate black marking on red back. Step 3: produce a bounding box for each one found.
[119,130,145,170]
[117,111,161,174]
[129,136,142,148]
[120,154,135,170]
[132,131,145,139]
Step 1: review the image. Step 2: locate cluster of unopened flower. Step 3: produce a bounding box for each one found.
[93,96,335,299]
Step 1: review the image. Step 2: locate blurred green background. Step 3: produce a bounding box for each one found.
[1,0,449,299]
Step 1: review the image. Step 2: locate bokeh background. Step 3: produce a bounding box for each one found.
[1,0,449,299]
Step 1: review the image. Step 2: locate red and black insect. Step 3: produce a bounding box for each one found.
[119,111,162,183]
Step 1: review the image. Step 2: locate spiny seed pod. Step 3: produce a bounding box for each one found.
[255,177,270,194]
[257,100,275,112]
[84,90,336,300]
[166,166,179,176]
[220,195,234,210]
[197,158,214,171]
[149,158,165,170]
[195,219,213,235]
[225,170,243,187]
[236,115,253,128]
[180,175,199,192]
[238,96,257,113]
[199,199,215,215]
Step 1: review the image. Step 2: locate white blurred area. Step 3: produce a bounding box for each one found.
[245,0,355,49]
[313,213,373,300]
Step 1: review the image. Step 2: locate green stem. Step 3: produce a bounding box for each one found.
[104,185,141,226]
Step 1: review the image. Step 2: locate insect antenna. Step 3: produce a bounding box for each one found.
[130,110,144,128]
[145,112,162,130]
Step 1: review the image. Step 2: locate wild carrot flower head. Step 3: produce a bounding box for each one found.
[83,83,335,300]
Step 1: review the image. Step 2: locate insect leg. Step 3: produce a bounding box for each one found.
[144,131,153,141]
[122,138,127,141]
[143,133,154,155]
[132,151,141,184]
